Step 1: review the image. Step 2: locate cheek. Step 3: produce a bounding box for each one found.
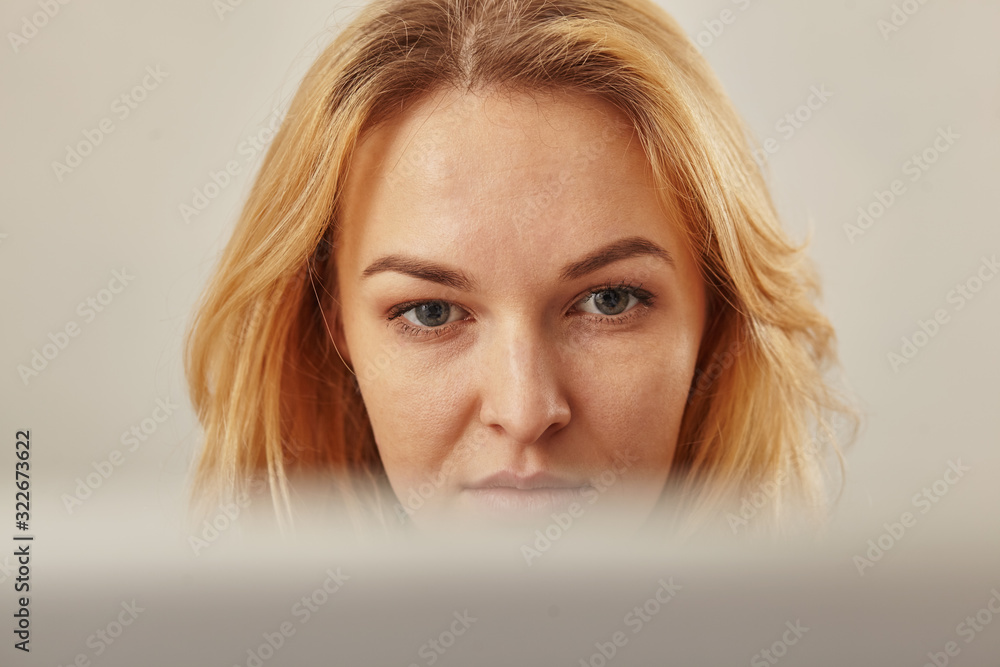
[568,330,698,466]
[355,352,472,488]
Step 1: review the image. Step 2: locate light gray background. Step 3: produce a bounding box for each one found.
[1,0,998,664]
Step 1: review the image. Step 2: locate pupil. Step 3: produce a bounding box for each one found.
[595,289,627,315]
[416,301,449,326]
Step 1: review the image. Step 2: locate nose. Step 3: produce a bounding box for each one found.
[477,319,572,445]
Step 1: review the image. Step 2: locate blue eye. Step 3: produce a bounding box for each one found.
[575,280,655,321]
[579,286,638,316]
[386,279,655,339]
[400,301,466,328]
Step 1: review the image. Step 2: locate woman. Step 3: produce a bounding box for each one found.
[184,0,856,540]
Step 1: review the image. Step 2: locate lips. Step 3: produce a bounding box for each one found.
[467,471,587,491]
[462,471,592,517]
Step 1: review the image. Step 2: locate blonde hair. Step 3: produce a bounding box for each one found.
[184,0,857,538]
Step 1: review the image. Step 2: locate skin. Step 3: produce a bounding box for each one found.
[332,86,707,533]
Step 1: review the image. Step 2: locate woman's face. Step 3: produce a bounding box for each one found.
[334,87,707,532]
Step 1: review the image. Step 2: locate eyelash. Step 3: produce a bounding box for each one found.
[385,279,657,339]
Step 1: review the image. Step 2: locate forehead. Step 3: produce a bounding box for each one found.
[336,86,679,283]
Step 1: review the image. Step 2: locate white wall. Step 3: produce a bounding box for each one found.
[1,1,998,661]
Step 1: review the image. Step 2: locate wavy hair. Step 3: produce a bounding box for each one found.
[184,0,857,538]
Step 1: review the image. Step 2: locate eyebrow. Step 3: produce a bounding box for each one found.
[360,235,674,290]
